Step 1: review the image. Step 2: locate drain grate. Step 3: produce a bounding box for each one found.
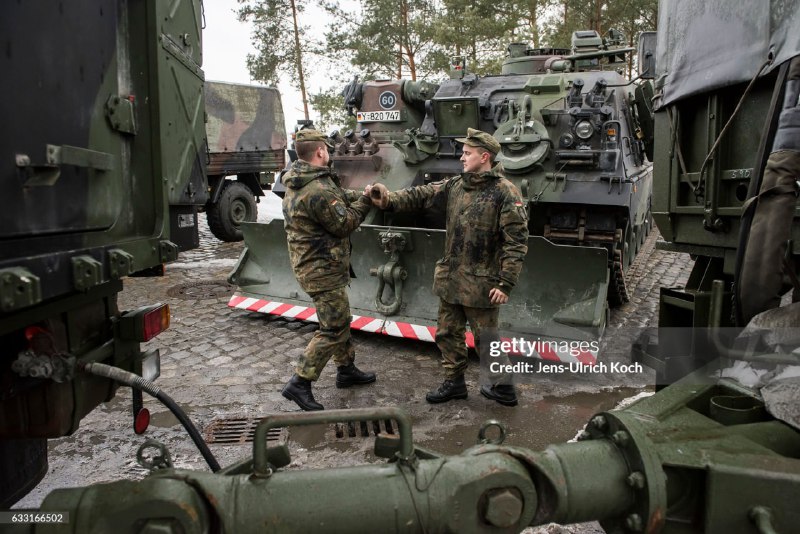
[203,417,288,444]
[334,419,395,439]
[167,280,236,300]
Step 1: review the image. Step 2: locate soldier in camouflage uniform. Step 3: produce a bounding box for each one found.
[280,129,377,411]
[368,128,528,406]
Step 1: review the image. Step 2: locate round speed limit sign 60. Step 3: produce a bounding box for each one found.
[378,91,397,110]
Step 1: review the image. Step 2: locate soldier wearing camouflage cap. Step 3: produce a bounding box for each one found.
[280,129,377,411]
[368,128,528,406]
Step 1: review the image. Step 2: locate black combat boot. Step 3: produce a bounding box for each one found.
[281,375,324,411]
[480,384,518,406]
[425,375,468,403]
[335,363,377,388]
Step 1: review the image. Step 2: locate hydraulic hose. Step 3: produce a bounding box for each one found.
[81,361,221,472]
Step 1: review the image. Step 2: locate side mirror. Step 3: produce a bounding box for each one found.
[637,31,657,80]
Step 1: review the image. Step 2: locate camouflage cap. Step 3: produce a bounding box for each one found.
[455,128,500,155]
[295,128,334,148]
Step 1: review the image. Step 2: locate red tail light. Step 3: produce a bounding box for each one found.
[134,408,150,434]
[142,304,170,342]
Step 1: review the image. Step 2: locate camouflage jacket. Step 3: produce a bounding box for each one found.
[388,163,528,308]
[282,160,372,293]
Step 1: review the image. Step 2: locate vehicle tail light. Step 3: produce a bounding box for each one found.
[142,304,170,342]
[120,303,170,342]
[134,408,150,434]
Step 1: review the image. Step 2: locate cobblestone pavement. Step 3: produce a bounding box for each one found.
[18,211,694,532]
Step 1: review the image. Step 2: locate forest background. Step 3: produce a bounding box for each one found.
[204,0,657,133]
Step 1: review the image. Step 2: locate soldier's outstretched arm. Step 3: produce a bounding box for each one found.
[311,190,372,238]
[386,179,450,212]
[495,192,529,296]
[343,189,366,203]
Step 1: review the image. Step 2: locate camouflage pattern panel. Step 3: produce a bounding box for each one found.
[427,174,528,308]
[205,82,287,176]
[155,0,208,207]
[282,167,371,294]
[0,0,200,314]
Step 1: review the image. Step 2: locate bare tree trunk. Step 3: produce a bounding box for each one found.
[594,0,602,33]
[528,0,540,47]
[397,42,403,79]
[289,0,309,120]
[408,51,417,80]
[399,0,406,78]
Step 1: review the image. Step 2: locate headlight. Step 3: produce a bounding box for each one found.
[575,120,594,140]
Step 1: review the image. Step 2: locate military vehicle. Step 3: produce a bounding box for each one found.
[229,30,654,355]
[204,81,287,242]
[632,1,800,384]
[6,1,799,532]
[0,0,204,507]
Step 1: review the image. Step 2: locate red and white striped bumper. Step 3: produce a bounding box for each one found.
[228,294,597,365]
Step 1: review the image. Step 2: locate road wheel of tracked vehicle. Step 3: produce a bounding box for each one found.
[608,226,631,307]
[207,181,257,242]
[608,249,630,306]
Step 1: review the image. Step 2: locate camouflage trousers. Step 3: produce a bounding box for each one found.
[295,286,355,381]
[435,299,499,379]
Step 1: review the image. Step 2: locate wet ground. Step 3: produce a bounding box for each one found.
[16,196,694,532]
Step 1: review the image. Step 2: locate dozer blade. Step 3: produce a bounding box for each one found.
[229,221,608,361]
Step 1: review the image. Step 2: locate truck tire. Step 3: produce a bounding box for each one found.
[207,181,257,242]
[0,438,48,508]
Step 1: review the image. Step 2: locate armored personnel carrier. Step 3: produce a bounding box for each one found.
[229,30,654,353]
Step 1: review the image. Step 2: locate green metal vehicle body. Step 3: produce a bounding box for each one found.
[19,370,800,533]
[0,0,204,507]
[635,0,800,383]
[231,31,654,347]
[5,1,800,532]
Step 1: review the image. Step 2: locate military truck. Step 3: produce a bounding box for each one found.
[204,81,287,242]
[6,1,800,532]
[0,0,204,507]
[229,30,654,354]
[632,2,800,384]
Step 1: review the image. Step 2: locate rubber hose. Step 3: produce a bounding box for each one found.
[81,362,220,472]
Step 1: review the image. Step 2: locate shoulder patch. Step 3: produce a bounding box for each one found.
[331,199,346,217]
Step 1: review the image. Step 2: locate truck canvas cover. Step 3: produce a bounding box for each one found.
[656,0,800,108]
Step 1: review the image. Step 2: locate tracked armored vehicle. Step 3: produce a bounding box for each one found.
[230,30,654,352]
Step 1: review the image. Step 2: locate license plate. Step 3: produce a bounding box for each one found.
[357,110,401,122]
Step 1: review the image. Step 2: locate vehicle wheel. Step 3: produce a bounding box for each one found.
[207,181,257,242]
[0,438,48,508]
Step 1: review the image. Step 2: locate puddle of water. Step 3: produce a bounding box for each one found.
[148,405,198,429]
[279,388,649,461]
[417,388,644,456]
